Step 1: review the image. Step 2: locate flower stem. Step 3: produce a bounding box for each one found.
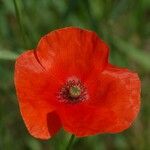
[13,0,28,48]
[65,134,76,150]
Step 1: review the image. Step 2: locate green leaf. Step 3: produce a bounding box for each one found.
[0,50,18,60]
[112,36,150,72]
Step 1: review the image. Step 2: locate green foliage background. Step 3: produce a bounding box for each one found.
[0,0,150,150]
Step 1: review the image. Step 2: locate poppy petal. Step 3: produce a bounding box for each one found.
[57,103,117,137]
[36,27,109,81]
[15,50,62,139]
[91,64,141,133]
[57,64,140,137]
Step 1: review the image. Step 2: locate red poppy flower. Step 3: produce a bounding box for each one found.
[15,27,140,139]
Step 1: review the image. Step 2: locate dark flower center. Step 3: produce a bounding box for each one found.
[58,77,88,103]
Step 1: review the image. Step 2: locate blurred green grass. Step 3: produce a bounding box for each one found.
[0,0,150,150]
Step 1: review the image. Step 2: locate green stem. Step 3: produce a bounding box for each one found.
[65,134,76,150]
[13,0,28,48]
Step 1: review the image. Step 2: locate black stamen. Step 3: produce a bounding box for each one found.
[58,77,88,103]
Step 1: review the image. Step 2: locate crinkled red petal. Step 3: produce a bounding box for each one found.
[57,103,117,137]
[36,27,109,82]
[15,50,62,139]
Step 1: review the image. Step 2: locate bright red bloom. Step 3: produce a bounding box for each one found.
[15,27,140,139]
